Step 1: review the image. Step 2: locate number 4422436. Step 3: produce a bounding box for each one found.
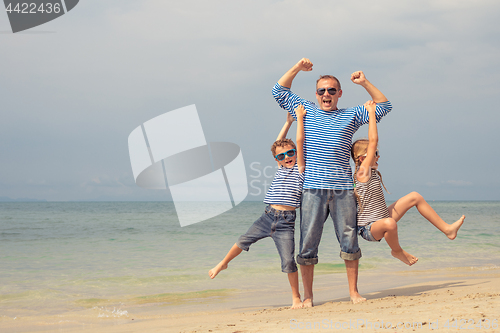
[5,3,62,14]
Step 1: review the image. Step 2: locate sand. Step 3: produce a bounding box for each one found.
[2,267,499,333]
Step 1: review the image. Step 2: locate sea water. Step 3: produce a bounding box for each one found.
[0,201,499,320]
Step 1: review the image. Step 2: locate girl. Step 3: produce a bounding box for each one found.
[351,100,465,266]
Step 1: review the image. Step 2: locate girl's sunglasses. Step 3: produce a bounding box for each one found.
[275,149,296,161]
[362,150,379,157]
[316,87,337,96]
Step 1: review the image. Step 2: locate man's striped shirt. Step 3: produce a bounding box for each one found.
[272,83,392,190]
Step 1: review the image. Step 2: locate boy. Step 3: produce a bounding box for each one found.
[208,105,306,309]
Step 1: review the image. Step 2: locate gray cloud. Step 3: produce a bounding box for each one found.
[1,0,499,201]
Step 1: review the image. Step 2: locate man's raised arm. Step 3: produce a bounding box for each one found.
[278,58,313,88]
[273,58,313,116]
[350,71,388,104]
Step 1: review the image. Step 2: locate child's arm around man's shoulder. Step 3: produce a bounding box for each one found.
[356,101,378,183]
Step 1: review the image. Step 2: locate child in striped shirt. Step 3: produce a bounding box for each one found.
[351,101,465,266]
[209,105,306,309]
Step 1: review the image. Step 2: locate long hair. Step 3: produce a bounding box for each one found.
[351,139,389,213]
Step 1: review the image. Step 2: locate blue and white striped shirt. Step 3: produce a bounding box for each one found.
[264,163,305,208]
[272,83,392,190]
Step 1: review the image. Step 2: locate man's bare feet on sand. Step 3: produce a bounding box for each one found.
[392,249,418,266]
[208,263,227,279]
[351,293,367,304]
[290,296,303,309]
[302,298,313,308]
[446,215,465,240]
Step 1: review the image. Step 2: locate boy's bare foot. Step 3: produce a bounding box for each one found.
[290,296,303,309]
[208,263,227,279]
[391,249,418,266]
[350,292,367,304]
[302,298,313,308]
[446,215,465,240]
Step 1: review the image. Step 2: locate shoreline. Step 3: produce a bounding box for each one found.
[2,266,499,332]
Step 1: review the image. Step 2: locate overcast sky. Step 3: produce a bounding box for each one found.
[1,0,499,202]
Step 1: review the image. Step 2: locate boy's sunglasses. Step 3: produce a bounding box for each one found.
[316,87,337,96]
[275,149,296,161]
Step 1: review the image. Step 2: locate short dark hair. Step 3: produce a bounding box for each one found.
[316,75,341,90]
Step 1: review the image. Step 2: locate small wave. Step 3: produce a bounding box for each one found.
[0,232,21,236]
[120,228,140,234]
[314,262,377,274]
[394,265,500,275]
[131,288,237,305]
[0,289,59,302]
[93,306,129,318]
[75,289,237,308]
[467,265,500,271]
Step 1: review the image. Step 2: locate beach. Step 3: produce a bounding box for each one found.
[1,266,499,332]
[130,270,500,333]
[1,201,499,332]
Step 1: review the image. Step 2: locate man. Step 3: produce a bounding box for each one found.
[272,58,392,306]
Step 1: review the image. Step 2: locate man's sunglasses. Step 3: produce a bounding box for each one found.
[275,149,296,161]
[316,87,337,96]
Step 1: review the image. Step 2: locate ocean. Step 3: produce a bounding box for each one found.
[0,201,499,325]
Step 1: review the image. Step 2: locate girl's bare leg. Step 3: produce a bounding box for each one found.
[287,271,303,309]
[370,218,418,266]
[387,192,465,239]
[208,243,242,279]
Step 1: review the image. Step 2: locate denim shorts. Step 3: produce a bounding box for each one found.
[358,223,381,242]
[237,205,297,273]
[297,189,361,265]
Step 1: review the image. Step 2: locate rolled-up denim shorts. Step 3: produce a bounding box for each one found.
[358,223,381,242]
[297,189,361,265]
[237,205,297,273]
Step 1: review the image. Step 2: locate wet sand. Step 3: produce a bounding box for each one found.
[2,266,499,332]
